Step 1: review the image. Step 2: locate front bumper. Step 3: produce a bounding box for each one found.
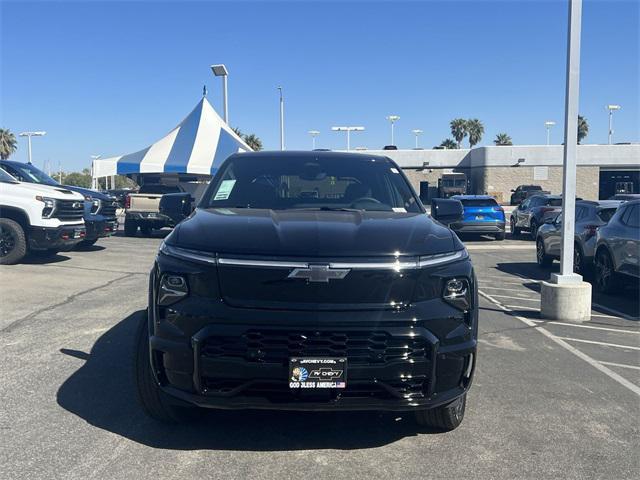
[28,224,86,251]
[451,221,505,234]
[85,218,118,241]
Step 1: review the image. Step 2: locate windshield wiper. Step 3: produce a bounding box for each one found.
[294,206,364,212]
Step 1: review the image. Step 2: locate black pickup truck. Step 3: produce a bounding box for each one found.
[135,151,476,431]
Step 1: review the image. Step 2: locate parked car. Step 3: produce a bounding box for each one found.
[124,183,187,236]
[103,188,137,208]
[449,195,505,240]
[135,151,477,431]
[608,193,640,201]
[510,194,564,238]
[0,168,86,264]
[535,200,622,274]
[510,185,543,205]
[593,199,640,293]
[0,160,118,247]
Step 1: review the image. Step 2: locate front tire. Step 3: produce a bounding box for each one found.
[510,217,521,236]
[495,232,505,241]
[140,225,153,237]
[529,219,538,239]
[0,218,27,265]
[134,312,199,423]
[415,393,466,431]
[536,239,553,267]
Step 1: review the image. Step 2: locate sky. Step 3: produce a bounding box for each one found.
[1,0,638,172]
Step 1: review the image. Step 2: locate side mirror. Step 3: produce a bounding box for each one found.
[431,198,463,226]
[159,192,193,225]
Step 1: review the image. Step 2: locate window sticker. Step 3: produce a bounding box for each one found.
[214,179,236,200]
[392,207,407,213]
[390,167,400,174]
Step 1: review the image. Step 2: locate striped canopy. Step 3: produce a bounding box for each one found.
[93,97,251,177]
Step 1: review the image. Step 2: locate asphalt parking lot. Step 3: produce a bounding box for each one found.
[1,230,638,480]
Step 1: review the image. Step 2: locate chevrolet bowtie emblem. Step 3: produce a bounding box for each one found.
[288,264,350,283]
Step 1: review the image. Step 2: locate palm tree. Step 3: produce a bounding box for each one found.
[0,128,18,160]
[466,119,484,148]
[243,134,263,151]
[232,127,243,138]
[494,133,512,146]
[450,119,467,148]
[578,115,589,144]
[439,139,458,149]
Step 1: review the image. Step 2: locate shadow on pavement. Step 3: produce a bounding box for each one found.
[23,252,71,264]
[57,310,433,451]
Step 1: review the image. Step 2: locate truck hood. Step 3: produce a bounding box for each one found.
[62,185,114,201]
[7,181,85,201]
[169,207,458,257]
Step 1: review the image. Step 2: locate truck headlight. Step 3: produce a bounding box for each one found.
[85,196,101,214]
[158,274,188,306]
[443,277,471,312]
[36,196,57,218]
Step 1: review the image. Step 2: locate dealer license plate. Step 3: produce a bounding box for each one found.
[73,229,83,239]
[289,358,347,389]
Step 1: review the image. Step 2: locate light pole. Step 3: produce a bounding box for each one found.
[18,131,46,164]
[331,126,365,151]
[386,115,400,145]
[210,64,229,124]
[278,87,285,150]
[308,130,320,150]
[411,129,423,149]
[544,121,556,145]
[606,104,621,144]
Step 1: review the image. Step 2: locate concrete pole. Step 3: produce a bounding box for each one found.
[390,122,395,146]
[546,127,551,145]
[608,109,613,145]
[278,87,285,151]
[540,0,591,323]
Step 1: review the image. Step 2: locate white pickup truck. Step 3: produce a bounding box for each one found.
[0,168,86,264]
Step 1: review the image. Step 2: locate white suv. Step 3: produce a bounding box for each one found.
[0,168,86,264]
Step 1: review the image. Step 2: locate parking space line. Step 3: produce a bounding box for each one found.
[488,294,539,302]
[529,320,640,335]
[477,286,533,293]
[479,290,640,397]
[479,275,539,283]
[599,361,640,371]
[504,304,538,310]
[592,302,639,322]
[555,337,640,351]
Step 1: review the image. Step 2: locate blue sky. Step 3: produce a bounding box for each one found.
[1,0,638,171]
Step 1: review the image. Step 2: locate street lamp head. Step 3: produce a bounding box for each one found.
[386,115,400,123]
[544,121,556,127]
[308,130,320,136]
[331,126,364,132]
[606,104,621,111]
[19,131,47,137]
[412,129,423,135]
[210,64,228,76]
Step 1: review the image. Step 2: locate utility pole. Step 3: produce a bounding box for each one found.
[278,87,285,150]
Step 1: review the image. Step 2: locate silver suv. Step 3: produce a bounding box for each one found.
[594,199,640,293]
[536,200,622,275]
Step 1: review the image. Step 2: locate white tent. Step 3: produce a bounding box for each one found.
[93,96,251,182]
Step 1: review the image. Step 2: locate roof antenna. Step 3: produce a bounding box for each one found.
[202,84,207,97]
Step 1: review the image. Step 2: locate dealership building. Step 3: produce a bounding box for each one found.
[365,144,639,203]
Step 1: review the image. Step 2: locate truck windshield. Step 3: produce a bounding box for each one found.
[202,155,422,212]
[0,168,19,183]
[3,162,59,186]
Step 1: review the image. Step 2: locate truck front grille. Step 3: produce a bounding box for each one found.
[99,201,118,217]
[53,200,84,221]
[201,329,429,365]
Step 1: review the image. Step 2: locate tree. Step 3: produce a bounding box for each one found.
[450,119,467,149]
[62,170,92,188]
[439,139,458,149]
[232,127,243,138]
[578,115,589,144]
[494,133,512,146]
[0,128,18,160]
[243,133,263,151]
[466,119,484,148]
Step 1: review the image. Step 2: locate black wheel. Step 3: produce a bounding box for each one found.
[415,393,466,431]
[595,248,618,294]
[495,232,505,241]
[134,311,199,423]
[536,239,553,267]
[510,217,521,236]
[77,238,98,248]
[529,219,538,239]
[0,218,27,265]
[140,226,153,237]
[124,219,137,237]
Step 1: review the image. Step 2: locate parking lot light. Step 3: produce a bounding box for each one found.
[18,131,47,165]
[210,64,229,124]
[308,130,320,149]
[386,115,400,145]
[412,129,423,149]
[606,104,621,145]
[331,126,365,151]
[544,121,556,145]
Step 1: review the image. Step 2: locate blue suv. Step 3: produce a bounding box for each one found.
[449,195,506,240]
[0,160,118,247]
